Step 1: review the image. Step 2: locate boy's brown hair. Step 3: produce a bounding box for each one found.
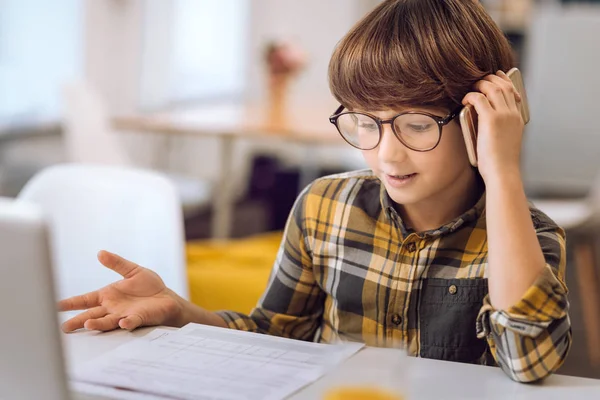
[328,0,515,111]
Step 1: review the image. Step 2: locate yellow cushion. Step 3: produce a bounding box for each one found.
[186,231,282,314]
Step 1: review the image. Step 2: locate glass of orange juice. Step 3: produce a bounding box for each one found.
[320,341,408,400]
[323,386,404,400]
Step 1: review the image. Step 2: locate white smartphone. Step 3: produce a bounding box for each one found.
[459,67,530,167]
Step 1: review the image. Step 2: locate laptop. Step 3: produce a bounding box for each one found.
[0,197,104,400]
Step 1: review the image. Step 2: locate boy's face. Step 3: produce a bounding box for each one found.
[360,106,473,206]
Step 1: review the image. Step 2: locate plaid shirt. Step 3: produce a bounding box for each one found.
[217,170,571,382]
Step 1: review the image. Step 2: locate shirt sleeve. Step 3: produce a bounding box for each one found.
[215,183,326,341]
[476,210,572,383]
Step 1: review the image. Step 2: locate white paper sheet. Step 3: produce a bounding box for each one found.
[71,329,177,400]
[71,324,364,400]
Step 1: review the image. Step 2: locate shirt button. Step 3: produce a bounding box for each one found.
[406,242,416,253]
[391,314,403,326]
[449,285,458,295]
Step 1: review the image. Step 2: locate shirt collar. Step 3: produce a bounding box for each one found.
[379,180,486,239]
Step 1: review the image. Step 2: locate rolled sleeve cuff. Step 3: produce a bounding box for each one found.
[215,310,260,332]
[477,265,568,339]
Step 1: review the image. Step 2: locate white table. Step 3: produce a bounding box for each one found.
[63,326,600,399]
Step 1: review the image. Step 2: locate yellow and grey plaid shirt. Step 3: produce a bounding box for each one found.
[217,170,571,382]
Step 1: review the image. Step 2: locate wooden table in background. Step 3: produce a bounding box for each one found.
[113,102,345,239]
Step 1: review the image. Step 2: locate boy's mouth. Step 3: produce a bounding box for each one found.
[384,173,418,187]
[388,173,415,179]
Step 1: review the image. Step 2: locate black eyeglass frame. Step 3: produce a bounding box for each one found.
[329,104,463,151]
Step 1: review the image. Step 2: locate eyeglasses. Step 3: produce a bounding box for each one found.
[329,104,463,151]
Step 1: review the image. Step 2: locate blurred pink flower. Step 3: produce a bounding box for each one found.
[264,41,307,76]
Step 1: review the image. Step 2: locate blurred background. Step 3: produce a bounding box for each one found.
[1,0,600,380]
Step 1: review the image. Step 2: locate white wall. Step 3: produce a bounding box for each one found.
[237,0,371,182]
[138,0,175,111]
[1,1,375,197]
[84,0,145,115]
[245,0,364,107]
[127,0,370,188]
[87,0,374,113]
[521,4,600,195]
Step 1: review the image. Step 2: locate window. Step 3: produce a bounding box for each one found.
[170,0,249,103]
[0,0,83,124]
[139,0,250,109]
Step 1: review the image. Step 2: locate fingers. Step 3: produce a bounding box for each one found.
[497,70,522,103]
[462,92,493,118]
[474,79,508,110]
[61,306,107,333]
[485,72,519,110]
[97,250,140,279]
[58,251,137,312]
[118,314,144,331]
[61,308,144,333]
[58,291,101,312]
[470,71,522,116]
[84,313,123,332]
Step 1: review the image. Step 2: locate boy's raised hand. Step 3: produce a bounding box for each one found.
[462,70,525,183]
[59,250,184,333]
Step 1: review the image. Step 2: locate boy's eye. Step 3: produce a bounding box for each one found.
[407,123,434,132]
[358,122,378,130]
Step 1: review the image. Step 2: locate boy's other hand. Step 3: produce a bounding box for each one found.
[58,250,185,333]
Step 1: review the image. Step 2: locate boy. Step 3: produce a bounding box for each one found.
[60,0,571,383]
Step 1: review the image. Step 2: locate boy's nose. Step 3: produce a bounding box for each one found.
[377,124,409,164]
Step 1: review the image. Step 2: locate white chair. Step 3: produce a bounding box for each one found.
[61,81,213,217]
[18,164,189,302]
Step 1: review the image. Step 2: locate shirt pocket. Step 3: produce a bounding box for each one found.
[419,278,489,364]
